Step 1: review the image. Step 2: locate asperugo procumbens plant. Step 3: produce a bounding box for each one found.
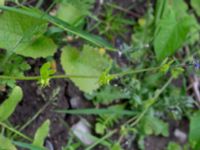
[0,0,199,149]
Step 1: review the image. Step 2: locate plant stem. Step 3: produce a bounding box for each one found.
[36,0,44,8]
[0,121,32,141]
[86,129,117,150]
[115,77,173,144]
[112,66,160,78]
[0,74,99,81]
[85,77,173,149]
[19,87,60,132]
[106,3,140,17]
[154,77,173,100]
[19,101,50,132]
[0,66,161,81]
[131,77,173,126]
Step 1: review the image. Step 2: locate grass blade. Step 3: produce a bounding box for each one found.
[55,108,136,116]
[0,121,32,141]
[13,141,45,150]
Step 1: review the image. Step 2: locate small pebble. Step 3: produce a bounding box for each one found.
[70,96,82,108]
[174,129,187,143]
[45,140,54,150]
[72,118,94,145]
[100,0,104,5]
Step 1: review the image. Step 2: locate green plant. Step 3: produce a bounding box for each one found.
[0,86,22,150]
[57,0,95,26]
[138,109,169,137]
[0,0,200,149]
[98,4,134,39]
[85,84,130,105]
[95,105,125,135]
[61,44,111,93]
[62,136,81,150]
[191,0,200,16]
[166,142,181,150]
[189,110,200,150]
[0,86,23,122]
[9,120,50,150]
[32,120,50,149]
[39,62,56,87]
[154,0,199,60]
[0,54,30,87]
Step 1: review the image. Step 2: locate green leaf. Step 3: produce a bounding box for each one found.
[96,105,126,131]
[33,120,50,148]
[57,3,81,25]
[153,0,196,60]
[95,123,106,135]
[0,11,43,49]
[159,59,174,74]
[189,111,200,150]
[86,85,130,105]
[171,0,188,18]
[191,0,200,16]
[139,113,169,137]
[154,0,167,25]
[61,45,111,93]
[13,141,46,150]
[0,54,30,87]
[111,143,123,150]
[40,62,55,78]
[167,142,181,150]
[0,6,114,50]
[171,67,184,79]
[57,0,95,25]
[0,86,23,121]
[38,62,55,87]
[0,135,17,150]
[98,71,115,86]
[16,36,57,58]
[154,10,193,60]
[0,11,57,58]
[0,0,4,6]
[57,0,94,25]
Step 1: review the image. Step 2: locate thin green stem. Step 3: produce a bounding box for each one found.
[0,121,32,142]
[130,109,148,127]
[19,101,50,132]
[106,3,139,17]
[77,77,173,149]
[130,76,173,127]
[153,77,173,100]
[18,87,60,132]
[86,129,117,150]
[113,66,161,78]
[36,0,44,8]
[0,66,161,81]
[0,74,99,81]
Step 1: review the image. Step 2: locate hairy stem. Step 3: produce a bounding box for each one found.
[0,66,161,81]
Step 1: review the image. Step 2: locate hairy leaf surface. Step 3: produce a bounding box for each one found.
[154,0,196,60]
[0,11,56,58]
[61,45,111,93]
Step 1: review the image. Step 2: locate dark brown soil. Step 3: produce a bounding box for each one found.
[11,79,69,149]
